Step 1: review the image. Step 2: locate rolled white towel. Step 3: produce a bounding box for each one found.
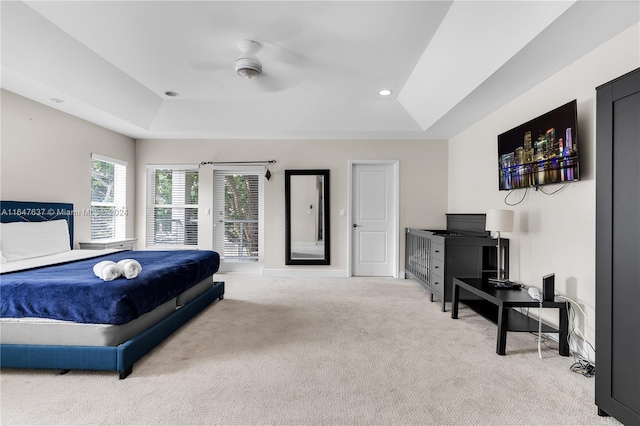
[117,259,142,279]
[93,260,122,282]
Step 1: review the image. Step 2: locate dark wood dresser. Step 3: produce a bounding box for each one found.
[405,214,509,312]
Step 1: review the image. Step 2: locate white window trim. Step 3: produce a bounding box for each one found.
[92,153,127,167]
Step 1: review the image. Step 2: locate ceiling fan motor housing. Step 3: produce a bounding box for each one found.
[235,57,262,79]
[236,39,263,79]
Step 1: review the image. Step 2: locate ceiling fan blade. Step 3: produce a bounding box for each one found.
[259,40,305,67]
[246,46,304,93]
[255,73,302,93]
[190,61,228,73]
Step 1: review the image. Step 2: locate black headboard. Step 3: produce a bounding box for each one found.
[0,201,75,248]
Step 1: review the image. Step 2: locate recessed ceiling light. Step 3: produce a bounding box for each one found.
[378,89,393,96]
[50,98,64,103]
[164,91,179,97]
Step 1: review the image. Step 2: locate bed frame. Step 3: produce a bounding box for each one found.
[0,201,225,379]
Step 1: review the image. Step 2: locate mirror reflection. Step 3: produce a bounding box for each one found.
[285,170,330,265]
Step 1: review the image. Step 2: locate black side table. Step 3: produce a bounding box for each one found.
[452,277,570,356]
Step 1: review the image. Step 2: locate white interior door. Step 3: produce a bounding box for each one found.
[351,162,398,277]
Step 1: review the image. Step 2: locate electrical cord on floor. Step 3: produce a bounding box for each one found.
[568,303,596,354]
[523,289,592,365]
[523,288,596,368]
[537,298,543,359]
[570,358,595,378]
[523,285,543,359]
[554,292,597,376]
[529,330,560,351]
[532,303,596,376]
[557,293,596,365]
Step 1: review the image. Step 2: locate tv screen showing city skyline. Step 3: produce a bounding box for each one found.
[497,100,579,191]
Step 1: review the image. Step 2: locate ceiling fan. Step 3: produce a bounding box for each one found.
[235,39,263,80]
[191,38,304,93]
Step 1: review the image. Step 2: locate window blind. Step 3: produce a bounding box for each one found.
[212,167,264,262]
[91,154,127,240]
[146,166,199,247]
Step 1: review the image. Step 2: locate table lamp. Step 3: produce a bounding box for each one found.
[485,209,514,286]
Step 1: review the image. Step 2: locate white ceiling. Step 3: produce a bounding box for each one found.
[2,1,638,140]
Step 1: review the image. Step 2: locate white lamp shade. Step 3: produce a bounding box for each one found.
[485,209,514,233]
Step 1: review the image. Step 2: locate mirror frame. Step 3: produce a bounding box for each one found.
[285,169,330,265]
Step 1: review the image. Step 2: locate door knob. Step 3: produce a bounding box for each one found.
[353,224,361,228]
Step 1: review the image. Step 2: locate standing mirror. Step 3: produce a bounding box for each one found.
[285,169,330,265]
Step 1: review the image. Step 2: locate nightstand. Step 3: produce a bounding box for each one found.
[78,238,137,251]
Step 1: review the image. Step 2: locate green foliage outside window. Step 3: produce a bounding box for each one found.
[224,174,258,257]
[152,169,199,245]
[91,159,115,203]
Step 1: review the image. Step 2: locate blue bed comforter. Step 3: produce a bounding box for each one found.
[0,250,220,325]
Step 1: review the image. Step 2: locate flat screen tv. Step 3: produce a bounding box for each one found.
[497,100,579,191]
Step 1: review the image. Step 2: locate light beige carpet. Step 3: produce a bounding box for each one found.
[0,274,620,425]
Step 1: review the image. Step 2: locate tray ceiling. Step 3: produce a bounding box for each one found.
[1,1,638,140]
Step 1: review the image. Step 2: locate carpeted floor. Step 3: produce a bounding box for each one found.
[0,274,621,425]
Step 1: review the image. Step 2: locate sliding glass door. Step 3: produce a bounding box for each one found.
[212,167,264,270]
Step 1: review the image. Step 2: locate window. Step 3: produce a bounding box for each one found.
[91,154,126,240]
[213,167,264,262]
[146,166,199,247]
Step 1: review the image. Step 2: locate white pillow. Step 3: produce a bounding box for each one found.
[0,219,71,262]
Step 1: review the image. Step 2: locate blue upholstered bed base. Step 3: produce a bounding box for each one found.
[0,200,225,379]
[0,281,225,379]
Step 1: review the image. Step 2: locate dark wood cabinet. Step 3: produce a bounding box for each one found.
[405,214,509,312]
[595,68,640,425]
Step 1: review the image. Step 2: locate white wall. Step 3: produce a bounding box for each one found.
[0,90,136,245]
[447,23,640,357]
[136,138,448,275]
[0,90,448,276]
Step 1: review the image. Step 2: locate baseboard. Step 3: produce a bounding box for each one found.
[262,269,349,278]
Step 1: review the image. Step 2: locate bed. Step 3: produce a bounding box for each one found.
[0,201,225,379]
